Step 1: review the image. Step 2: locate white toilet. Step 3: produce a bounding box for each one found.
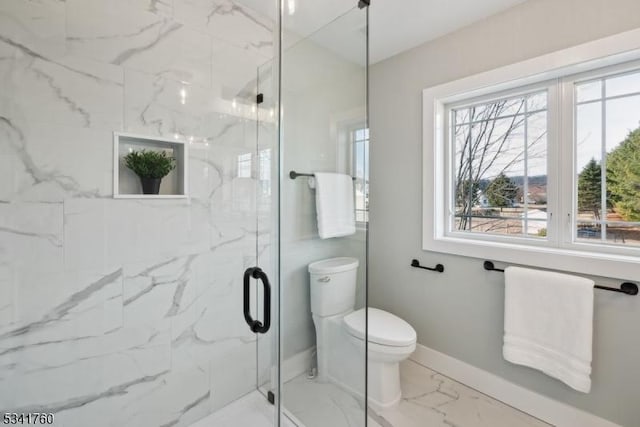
[308,257,417,411]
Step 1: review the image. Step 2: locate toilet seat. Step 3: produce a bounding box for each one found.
[343,308,416,347]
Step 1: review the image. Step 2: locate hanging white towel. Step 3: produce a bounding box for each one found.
[313,172,356,239]
[503,266,594,393]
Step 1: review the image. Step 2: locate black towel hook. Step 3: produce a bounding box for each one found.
[411,259,445,273]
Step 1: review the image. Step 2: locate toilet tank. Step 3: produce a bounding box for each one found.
[308,257,359,317]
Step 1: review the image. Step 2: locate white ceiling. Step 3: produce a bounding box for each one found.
[369,0,527,63]
[238,0,528,64]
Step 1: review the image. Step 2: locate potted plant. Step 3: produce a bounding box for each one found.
[123,149,176,195]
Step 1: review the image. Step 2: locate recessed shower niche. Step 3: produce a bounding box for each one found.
[113,132,188,198]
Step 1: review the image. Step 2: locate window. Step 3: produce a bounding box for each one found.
[237,153,252,178]
[352,128,369,223]
[258,148,271,196]
[423,31,640,280]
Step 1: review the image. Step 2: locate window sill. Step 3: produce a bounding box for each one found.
[426,235,639,281]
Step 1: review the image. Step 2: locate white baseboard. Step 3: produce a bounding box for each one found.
[410,344,621,427]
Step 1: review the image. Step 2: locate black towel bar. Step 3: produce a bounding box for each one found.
[411,259,444,273]
[483,261,638,296]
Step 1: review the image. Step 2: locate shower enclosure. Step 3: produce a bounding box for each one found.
[0,0,368,426]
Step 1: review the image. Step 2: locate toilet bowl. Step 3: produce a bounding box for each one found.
[308,257,417,411]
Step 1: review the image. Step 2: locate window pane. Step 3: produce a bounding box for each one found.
[454,108,470,125]
[451,92,548,238]
[605,223,640,247]
[606,71,640,98]
[603,94,640,245]
[352,129,369,223]
[576,80,602,103]
[525,111,548,237]
[576,71,640,247]
[501,97,527,116]
[576,102,602,170]
[527,92,547,112]
[605,95,640,151]
[576,102,602,237]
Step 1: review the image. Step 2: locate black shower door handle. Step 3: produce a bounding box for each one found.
[243,267,271,334]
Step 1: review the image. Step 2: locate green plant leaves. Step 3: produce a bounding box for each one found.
[123,149,176,179]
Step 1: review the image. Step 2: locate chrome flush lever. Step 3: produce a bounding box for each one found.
[318,276,331,283]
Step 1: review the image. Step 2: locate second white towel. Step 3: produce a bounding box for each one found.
[313,172,356,239]
[503,266,594,393]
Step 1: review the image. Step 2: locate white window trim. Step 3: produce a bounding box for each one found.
[423,28,640,281]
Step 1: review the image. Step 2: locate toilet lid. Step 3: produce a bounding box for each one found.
[343,308,416,347]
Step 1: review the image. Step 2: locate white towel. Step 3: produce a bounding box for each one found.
[503,266,594,393]
[313,172,356,239]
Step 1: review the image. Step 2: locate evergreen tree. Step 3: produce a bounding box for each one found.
[607,127,640,221]
[578,158,602,220]
[486,173,518,207]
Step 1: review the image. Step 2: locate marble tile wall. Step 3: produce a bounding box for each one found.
[0,0,276,425]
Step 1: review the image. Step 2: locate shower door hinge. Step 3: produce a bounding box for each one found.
[256,93,264,104]
[358,0,370,8]
[267,390,275,405]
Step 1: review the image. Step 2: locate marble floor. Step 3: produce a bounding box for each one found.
[192,359,550,427]
[283,374,382,427]
[190,391,295,427]
[282,360,550,427]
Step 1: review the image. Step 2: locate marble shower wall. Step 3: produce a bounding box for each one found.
[0,0,276,425]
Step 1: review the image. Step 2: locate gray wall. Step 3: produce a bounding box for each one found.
[369,0,640,425]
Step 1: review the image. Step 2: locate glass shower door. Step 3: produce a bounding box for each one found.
[255,59,279,408]
[278,4,369,427]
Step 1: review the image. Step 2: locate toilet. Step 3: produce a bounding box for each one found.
[308,257,417,411]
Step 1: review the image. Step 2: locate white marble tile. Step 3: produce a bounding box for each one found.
[209,340,257,411]
[0,153,18,202]
[0,53,123,131]
[0,268,122,344]
[0,0,66,59]
[68,0,212,88]
[282,375,372,427]
[169,249,257,369]
[192,391,297,427]
[63,198,107,272]
[136,0,175,18]
[174,0,274,57]
[0,268,126,411]
[45,353,205,427]
[98,366,211,427]
[278,362,550,427]
[1,125,113,202]
[0,202,63,273]
[0,324,170,413]
[122,254,200,329]
[104,199,204,268]
[124,69,215,140]
[66,0,169,60]
[211,37,271,101]
[189,139,224,201]
[371,360,551,427]
[0,266,14,327]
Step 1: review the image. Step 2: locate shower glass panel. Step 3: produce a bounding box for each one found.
[279,5,369,427]
[0,0,368,425]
